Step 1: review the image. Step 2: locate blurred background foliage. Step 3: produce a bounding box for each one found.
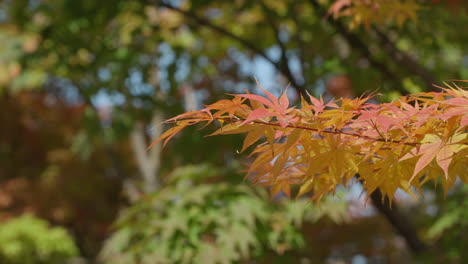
[0,0,467,263]
[0,214,78,264]
[99,164,348,264]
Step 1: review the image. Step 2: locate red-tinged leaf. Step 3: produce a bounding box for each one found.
[356,110,374,121]
[419,103,439,114]
[255,78,278,105]
[400,101,419,115]
[274,130,286,139]
[439,84,468,98]
[376,116,396,134]
[440,107,467,121]
[308,93,325,113]
[414,100,420,110]
[236,93,275,108]
[248,96,265,110]
[442,97,468,106]
[436,133,468,178]
[328,0,351,18]
[368,113,404,134]
[279,92,289,112]
[326,100,339,109]
[309,94,323,106]
[307,94,338,115]
[436,145,456,179]
[362,103,380,110]
[241,108,276,125]
[386,104,408,117]
[399,134,442,181]
[400,136,435,161]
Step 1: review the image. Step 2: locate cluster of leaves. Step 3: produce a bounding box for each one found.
[328,0,422,28]
[0,91,127,257]
[0,27,44,91]
[99,164,348,264]
[155,82,467,203]
[328,0,468,29]
[0,214,78,264]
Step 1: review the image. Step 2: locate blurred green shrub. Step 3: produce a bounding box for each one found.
[422,184,468,263]
[100,164,348,264]
[0,215,79,264]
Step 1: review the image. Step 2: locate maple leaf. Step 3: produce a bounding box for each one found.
[209,96,248,118]
[241,108,276,125]
[400,133,467,181]
[305,94,338,116]
[358,109,403,134]
[270,181,291,198]
[328,0,421,29]
[236,93,275,109]
[147,120,192,149]
[241,126,267,152]
[235,79,281,110]
[328,0,352,19]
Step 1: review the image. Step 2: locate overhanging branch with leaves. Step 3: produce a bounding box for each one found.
[152,81,467,203]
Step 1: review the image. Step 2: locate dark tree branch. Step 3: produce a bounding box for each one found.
[307,0,429,254]
[368,184,429,253]
[308,0,409,95]
[289,9,308,79]
[151,0,309,98]
[155,1,273,64]
[259,1,304,92]
[259,1,286,59]
[371,26,441,92]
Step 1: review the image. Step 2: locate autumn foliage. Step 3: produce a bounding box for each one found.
[328,0,467,29]
[154,81,467,203]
